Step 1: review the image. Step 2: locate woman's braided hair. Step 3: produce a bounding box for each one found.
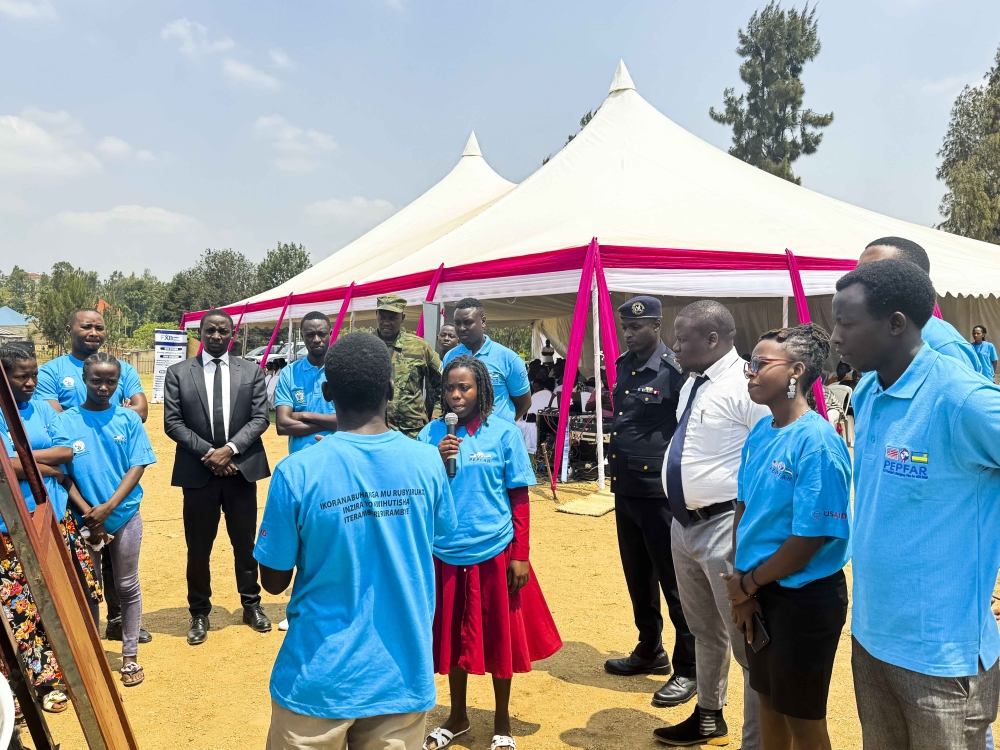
[441,354,494,425]
[757,322,831,389]
[82,351,121,378]
[0,344,35,374]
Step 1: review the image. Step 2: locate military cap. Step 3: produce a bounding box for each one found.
[376,294,408,313]
[618,295,662,319]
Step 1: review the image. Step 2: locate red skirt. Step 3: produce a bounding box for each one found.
[433,545,561,679]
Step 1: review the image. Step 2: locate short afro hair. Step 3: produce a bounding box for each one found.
[301,311,331,327]
[835,258,936,327]
[866,237,930,274]
[324,332,392,413]
[201,309,234,330]
[676,300,736,340]
[68,308,102,326]
[0,343,35,373]
[454,297,484,312]
[758,323,831,389]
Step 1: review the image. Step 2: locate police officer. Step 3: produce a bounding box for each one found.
[375,294,442,438]
[604,296,697,708]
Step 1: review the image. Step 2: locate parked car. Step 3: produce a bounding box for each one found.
[244,342,307,365]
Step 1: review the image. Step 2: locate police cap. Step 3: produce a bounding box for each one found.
[618,296,662,319]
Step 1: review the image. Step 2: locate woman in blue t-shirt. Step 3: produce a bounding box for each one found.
[51,352,156,688]
[419,355,561,750]
[972,325,998,379]
[724,324,851,750]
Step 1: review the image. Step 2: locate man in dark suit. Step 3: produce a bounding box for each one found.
[164,310,272,645]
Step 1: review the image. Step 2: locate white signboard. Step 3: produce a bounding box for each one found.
[152,329,188,403]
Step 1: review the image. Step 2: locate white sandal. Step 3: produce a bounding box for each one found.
[423,726,469,750]
[491,735,516,750]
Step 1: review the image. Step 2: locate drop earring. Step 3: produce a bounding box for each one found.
[787,377,797,399]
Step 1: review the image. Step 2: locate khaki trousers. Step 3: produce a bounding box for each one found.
[266,701,426,750]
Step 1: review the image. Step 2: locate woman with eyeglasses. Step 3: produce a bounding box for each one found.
[723,323,852,750]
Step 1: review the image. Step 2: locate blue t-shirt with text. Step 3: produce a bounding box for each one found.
[441,336,530,423]
[36,354,144,410]
[852,344,1000,677]
[974,341,997,376]
[50,406,156,535]
[736,410,851,588]
[418,416,536,566]
[254,430,457,720]
[274,358,336,454]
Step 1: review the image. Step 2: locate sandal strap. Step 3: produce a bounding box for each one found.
[491,735,516,750]
[423,727,455,750]
[120,662,143,675]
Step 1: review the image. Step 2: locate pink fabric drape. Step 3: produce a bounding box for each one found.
[593,246,619,398]
[330,283,356,344]
[551,241,599,492]
[416,264,445,338]
[228,301,250,353]
[260,294,293,370]
[933,302,942,319]
[785,250,828,420]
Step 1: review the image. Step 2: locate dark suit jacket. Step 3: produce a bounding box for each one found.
[164,354,271,488]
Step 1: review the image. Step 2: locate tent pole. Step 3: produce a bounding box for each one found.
[782,296,789,327]
[591,277,605,490]
[350,311,355,333]
[288,311,294,361]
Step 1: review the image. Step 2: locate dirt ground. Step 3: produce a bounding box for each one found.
[22,400,994,749]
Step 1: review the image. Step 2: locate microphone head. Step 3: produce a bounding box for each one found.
[444,412,459,426]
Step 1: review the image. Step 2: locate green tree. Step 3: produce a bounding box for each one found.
[35,263,98,349]
[1,266,38,314]
[158,271,200,325]
[255,242,311,293]
[128,322,189,349]
[195,248,259,308]
[709,2,833,184]
[937,44,1000,245]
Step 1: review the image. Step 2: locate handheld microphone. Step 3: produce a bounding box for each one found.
[444,412,459,478]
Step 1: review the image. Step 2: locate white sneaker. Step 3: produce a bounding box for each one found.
[278,618,289,632]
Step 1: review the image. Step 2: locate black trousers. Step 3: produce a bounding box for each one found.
[614,493,697,678]
[102,551,120,621]
[183,473,261,617]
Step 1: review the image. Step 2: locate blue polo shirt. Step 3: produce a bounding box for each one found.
[974,341,997,376]
[852,344,1000,677]
[36,354,144,410]
[254,430,457,720]
[273,358,336,454]
[50,406,156,535]
[736,411,851,588]
[0,401,70,526]
[418,416,536,566]
[441,336,530,423]
[922,316,986,377]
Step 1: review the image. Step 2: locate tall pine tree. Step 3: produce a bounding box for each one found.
[710,2,833,184]
[937,44,1000,245]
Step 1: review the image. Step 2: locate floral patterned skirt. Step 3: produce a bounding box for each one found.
[0,510,103,688]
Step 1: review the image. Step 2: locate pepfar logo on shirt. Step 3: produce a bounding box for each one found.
[468,451,494,464]
[883,445,929,479]
[113,434,127,444]
[62,376,75,388]
[768,459,794,482]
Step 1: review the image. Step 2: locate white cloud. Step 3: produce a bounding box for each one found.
[0,0,57,21]
[54,205,199,235]
[97,136,133,159]
[161,18,234,59]
[304,196,395,224]
[269,48,294,70]
[223,58,280,91]
[0,110,101,180]
[0,193,32,214]
[254,115,335,172]
[135,149,156,162]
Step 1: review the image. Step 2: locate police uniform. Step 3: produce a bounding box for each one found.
[377,295,442,438]
[606,296,696,684]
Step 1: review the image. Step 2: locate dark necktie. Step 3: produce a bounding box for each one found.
[212,359,226,448]
[666,375,708,527]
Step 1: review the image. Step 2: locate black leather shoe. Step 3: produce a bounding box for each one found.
[604,649,672,676]
[652,675,697,707]
[243,605,272,633]
[105,618,153,644]
[653,705,728,746]
[187,615,209,646]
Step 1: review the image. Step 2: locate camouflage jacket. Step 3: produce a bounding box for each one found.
[384,331,442,438]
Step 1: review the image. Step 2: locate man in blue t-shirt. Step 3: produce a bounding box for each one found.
[831,259,1000,748]
[255,332,456,749]
[274,311,338,454]
[36,308,148,421]
[441,297,531,423]
[858,237,987,377]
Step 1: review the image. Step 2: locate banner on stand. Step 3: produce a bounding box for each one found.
[152,329,187,403]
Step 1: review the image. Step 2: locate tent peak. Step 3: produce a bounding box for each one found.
[462,131,482,157]
[608,59,635,94]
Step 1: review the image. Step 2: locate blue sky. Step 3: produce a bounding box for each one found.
[2,0,998,279]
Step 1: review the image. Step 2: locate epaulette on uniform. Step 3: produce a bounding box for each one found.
[662,351,682,374]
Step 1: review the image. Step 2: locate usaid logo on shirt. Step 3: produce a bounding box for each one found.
[769,459,794,482]
[883,445,928,479]
[62,376,75,388]
[468,451,494,464]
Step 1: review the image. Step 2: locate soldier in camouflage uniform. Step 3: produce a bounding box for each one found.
[375,294,442,438]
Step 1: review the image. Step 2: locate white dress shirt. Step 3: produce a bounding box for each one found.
[661,347,770,509]
[202,352,239,455]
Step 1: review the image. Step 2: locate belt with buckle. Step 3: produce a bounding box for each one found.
[688,500,736,523]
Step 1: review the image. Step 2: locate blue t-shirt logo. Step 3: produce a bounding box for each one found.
[113,434,126,444]
[468,451,493,464]
[769,459,793,482]
[62,376,75,387]
[72,439,87,455]
[883,444,929,479]
[294,389,305,405]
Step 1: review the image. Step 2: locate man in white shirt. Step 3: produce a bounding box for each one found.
[653,300,769,749]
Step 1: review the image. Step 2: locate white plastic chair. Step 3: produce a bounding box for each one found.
[824,384,855,447]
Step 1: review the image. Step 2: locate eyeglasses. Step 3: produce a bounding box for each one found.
[743,356,795,378]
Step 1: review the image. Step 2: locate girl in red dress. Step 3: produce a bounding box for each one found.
[419,355,561,750]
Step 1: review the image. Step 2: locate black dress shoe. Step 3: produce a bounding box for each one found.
[653,705,728,746]
[243,605,272,633]
[652,675,697,707]
[604,650,672,676]
[187,615,209,646]
[104,618,153,644]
